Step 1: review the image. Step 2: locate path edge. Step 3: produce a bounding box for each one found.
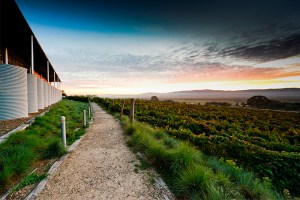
[23,117,93,200]
[23,119,93,200]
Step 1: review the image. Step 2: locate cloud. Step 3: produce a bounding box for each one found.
[164,24,300,65]
[219,34,300,63]
[170,62,300,83]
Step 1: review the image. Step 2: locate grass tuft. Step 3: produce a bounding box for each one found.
[44,139,67,159]
[125,125,136,135]
[153,130,167,140]
[174,165,213,197]
[168,142,202,173]
[163,137,178,149]
[11,173,47,192]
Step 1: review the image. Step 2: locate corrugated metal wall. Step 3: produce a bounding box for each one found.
[0,66,62,120]
[0,64,28,120]
[44,81,48,107]
[27,73,38,113]
[48,84,52,105]
[37,78,44,109]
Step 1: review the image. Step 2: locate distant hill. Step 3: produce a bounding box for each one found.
[100,88,300,102]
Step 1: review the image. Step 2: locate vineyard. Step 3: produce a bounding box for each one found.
[95,98,300,197]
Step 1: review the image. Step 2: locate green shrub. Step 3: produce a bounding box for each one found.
[145,139,167,166]
[12,173,47,192]
[125,125,136,135]
[167,142,202,173]
[175,165,213,197]
[44,139,67,159]
[163,137,178,149]
[0,145,36,187]
[153,130,167,140]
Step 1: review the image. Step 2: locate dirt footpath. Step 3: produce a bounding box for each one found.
[36,103,164,200]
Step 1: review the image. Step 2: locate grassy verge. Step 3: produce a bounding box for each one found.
[121,116,283,200]
[0,99,89,193]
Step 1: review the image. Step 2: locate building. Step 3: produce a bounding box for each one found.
[0,0,62,120]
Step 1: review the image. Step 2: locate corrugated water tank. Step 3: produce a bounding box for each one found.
[55,88,59,103]
[37,78,44,109]
[53,87,56,103]
[59,90,62,101]
[54,87,57,103]
[27,73,38,113]
[44,81,48,107]
[0,64,28,120]
[48,84,52,105]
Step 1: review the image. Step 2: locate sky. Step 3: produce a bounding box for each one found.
[16,0,300,95]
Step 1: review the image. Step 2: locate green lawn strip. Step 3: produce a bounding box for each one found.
[120,115,282,200]
[0,100,89,192]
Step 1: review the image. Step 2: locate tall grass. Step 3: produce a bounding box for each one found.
[122,116,282,200]
[0,100,89,191]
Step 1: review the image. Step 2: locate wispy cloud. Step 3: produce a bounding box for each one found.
[219,34,300,63]
[167,24,300,65]
[170,63,300,83]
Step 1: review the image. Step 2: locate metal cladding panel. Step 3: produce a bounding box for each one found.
[58,90,61,102]
[27,73,38,113]
[48,84,52,105]
[47,84,51,105]
[0,64,28,120]
[37,78,44,109]
[56,89,60,103]
[54,87,57,103]
[54,88,57,103]
[51,86,54,104]
[53,87,56,103]
[44,82,48,107]
[52,86,54,104]
[57,89,59,102]
[52,86,55,104]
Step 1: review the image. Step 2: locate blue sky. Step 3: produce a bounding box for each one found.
[16,0,300,95]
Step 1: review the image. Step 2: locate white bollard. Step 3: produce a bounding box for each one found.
[88,107,91,118]
[83,110,86,126]
[61,116,66,147]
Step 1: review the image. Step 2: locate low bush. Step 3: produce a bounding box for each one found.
[44,139,67,159]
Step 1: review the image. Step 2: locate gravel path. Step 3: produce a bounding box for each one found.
[36,103,163,200]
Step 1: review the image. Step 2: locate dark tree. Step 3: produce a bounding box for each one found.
[247,96,270,107]
[150,96,159,101]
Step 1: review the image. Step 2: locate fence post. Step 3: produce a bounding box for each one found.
[120,100,125,117]
[83,110,86,126]
[88,106,91,118]
[130,99,135,123]
[61,116,66,147]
